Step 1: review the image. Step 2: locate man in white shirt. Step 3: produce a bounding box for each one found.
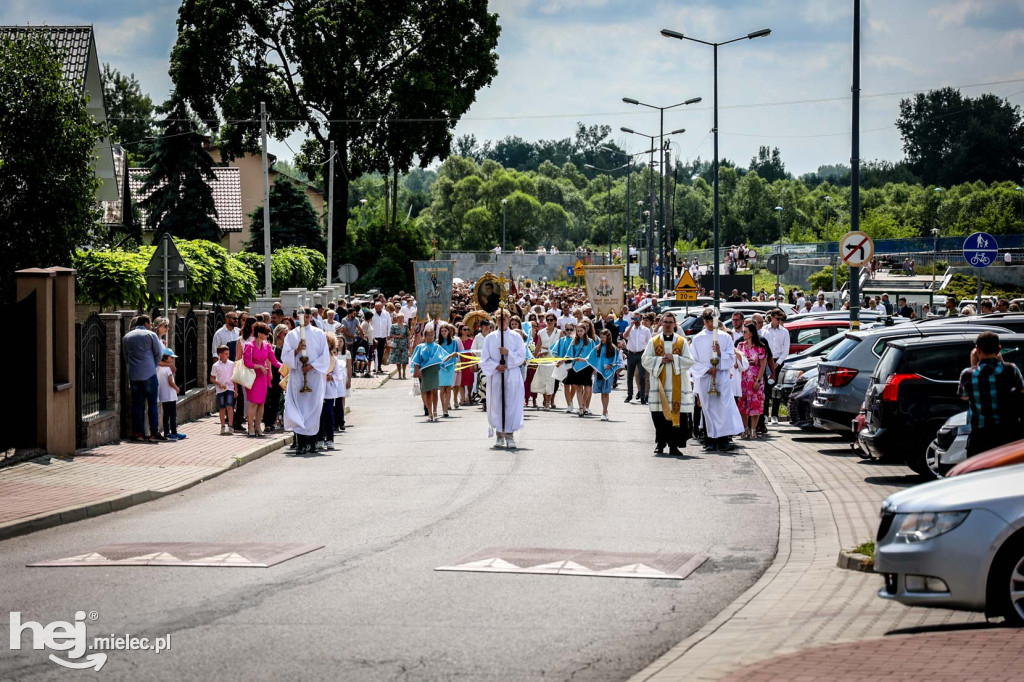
[211,311,240,359]
[759,309,790,425]
[492,245,502,255]
[730,311,746,343]
[810,294,828,313]
[370,302,392,374]
[555,301,575,330]
[622,313,653,403]
[795,292,806,311]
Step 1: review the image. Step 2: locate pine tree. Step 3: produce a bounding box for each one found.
[245,177,325,252]
[139,92,220,242]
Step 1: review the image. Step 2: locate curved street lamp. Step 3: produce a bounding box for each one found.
[661,26,772,310]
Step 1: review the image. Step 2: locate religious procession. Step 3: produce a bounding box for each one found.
[403,260,776,456]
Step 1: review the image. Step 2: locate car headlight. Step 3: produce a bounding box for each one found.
[894,511,969,542]
[785,369,803,383]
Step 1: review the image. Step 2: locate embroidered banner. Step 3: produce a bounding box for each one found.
[583,265,625,317]
[413,260,455,321]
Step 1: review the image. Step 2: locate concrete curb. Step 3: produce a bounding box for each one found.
[837,551,874,573]
[0,433,292,542]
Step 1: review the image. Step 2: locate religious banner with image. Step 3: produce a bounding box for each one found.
[413,260,455,321]
[583,264,625,317]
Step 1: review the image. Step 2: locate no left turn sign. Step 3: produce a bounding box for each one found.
[839,230,874,268]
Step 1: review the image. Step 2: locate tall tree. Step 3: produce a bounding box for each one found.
[138,93,220,242]
[0,33,102,304]
[101,63,155,155]
[897,87,1024,186]
[170,0,500,261]
[245,178,324,252]
[749,146,789,182]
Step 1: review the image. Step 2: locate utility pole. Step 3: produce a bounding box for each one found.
[326,139,335,285]
[849,0,861,330]
[260,101,272,297]
[665,145,672,286]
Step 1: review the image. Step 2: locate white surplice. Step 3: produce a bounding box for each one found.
[282,324,331,436]
[530,327,562,395]
[640,333,696,415]
[690,327,744,439]
[480,327,527,435]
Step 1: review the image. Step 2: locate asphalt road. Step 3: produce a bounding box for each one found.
[0,378,778,681]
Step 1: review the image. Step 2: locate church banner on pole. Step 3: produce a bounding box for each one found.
[413,260,455,321]
[583,264,625,317]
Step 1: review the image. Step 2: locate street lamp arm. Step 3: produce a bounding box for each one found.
[660,29,714,46]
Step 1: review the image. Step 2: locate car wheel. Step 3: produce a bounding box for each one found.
[904,447,932,477]
[990,538,1024,626]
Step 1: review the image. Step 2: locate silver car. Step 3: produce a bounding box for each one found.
[876,463,1024,624]
[924,411,970,479]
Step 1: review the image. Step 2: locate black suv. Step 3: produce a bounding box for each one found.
[859,333,1024,475]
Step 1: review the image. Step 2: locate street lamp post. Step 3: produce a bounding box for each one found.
[621,126,688,294]
[642,210,651,290]
[600,146,634,273]
[661,27,772,311]
[930,187,944,309]
[824,195,837,291]
[501,198,508,254]
[585,161,630,263]
[774,205,783,297]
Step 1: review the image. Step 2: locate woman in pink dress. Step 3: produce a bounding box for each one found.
[737,322,768,439]
[457,324,475,405]
[243,322,282,437]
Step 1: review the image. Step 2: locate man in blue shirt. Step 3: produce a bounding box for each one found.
[122,315,165,441]
[958,332,1024,456]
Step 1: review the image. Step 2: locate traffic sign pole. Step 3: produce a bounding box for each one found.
[163,234,169,320]
[963,232,999,308]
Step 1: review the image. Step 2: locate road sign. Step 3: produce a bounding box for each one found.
[337,263,360,283]
[839,230,874,268]
[574,259,584,272]
[963,232,998,268]
[566,265,575,278]
[145,234,188,297]
[674,270,698,302]
[766,253,790,275]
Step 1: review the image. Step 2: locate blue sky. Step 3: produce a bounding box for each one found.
[4,0,1024,175]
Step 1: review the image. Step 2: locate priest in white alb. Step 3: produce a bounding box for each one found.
[640,311,695,456]
[690,308,744,452]
[282,308,331,454]
[480,309,526,449]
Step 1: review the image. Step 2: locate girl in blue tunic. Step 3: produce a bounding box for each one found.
[564,320,597,417]
[587,328,622,421]
[412,326,446,422]
[436,323,461,418]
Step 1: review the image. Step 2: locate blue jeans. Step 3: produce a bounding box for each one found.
[130,374,160,436]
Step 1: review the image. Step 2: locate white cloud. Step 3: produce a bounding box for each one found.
[927,0,988,29]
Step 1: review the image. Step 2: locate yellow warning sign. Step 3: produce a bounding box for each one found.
[574,259,584,274]
[674,270,698,301]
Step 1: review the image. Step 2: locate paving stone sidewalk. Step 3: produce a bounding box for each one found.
[0,418,292,541]
[631,426,986,682]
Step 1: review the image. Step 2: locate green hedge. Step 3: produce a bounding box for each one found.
[231,246,325,294]
[73,239,259,309]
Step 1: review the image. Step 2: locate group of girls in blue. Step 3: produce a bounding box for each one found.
[412,314,621,424]
[552,317,621,421]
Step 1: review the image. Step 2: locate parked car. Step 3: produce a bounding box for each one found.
[811,323,1011,438]
[859,333,1024,475]
[948,439,1024,477]
[924,411,970,479]
[773,334,848,407]
[782,318,852,354]
[632,297,716,318]
[916,313,1024,332]
[875,463,1024,624]
[787,368,819,428]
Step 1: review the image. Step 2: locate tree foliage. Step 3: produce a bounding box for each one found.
[170,0,501,262]
[138,93,221,241]
[245,178,324,253]
[101,63,155,155]
[0,33,103,304]
[897,87,1024,186]
[749,146,790,182]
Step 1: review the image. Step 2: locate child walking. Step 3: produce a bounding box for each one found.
[210,344,236,435]
[158,348,185,439]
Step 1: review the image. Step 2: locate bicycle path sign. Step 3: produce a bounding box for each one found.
[963,232,998,268]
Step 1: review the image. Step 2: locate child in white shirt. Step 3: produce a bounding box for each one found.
[158,348,184,440]
[210,345,236,435]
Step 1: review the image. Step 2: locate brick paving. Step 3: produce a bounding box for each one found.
[0,366,397,540]
[631,425,987,682]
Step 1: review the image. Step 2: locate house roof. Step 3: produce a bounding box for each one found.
[0,26,93,90]
[128,167,245,233]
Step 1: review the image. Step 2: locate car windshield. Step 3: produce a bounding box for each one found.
[825,335,860,362]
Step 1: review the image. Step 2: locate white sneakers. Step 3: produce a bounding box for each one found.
[220,425,230,435]
[601,414,610,422]
[495,434,506,448]
[505,436,516,449]
[771,416,779,425]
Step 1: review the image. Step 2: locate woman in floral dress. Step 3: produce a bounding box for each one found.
[389,313,411,380]
[737,322,768,439]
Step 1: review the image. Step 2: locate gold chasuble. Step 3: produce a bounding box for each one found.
[653,334,687,426]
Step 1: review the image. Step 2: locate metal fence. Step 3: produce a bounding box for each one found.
[206,304,224,360]
[75,313,107,419]
[175,307,199,392]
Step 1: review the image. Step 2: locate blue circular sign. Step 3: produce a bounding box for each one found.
[963,231,999,268]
